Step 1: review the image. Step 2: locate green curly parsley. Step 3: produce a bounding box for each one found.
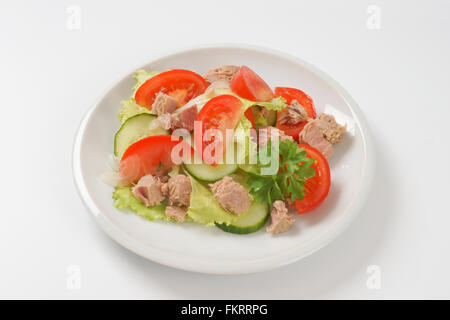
[247,139,316,204]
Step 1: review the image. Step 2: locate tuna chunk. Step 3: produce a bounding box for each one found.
[266,200,295,234]
[157,105,198,132]
[204,65,240,84]
[165,206,187,222]
[205,79,230,95]
[299,113,346,158]
[166,174,192,207]
[300,121,334,159]
[171,105,198,131]
[157,113,172,130]
[132,175,166,207]
[315,113,346,144]
[209,176,251,215]
[152,92,178,116]
[258,126,293,148]
[278,100,309,125]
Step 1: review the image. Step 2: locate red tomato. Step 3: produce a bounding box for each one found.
[119,135,193,185]
[135,69,208,109]
[230,66,274,102]
[275,87,317,141]
[295,144,331,214]
[196,95,244,165]
[244,108,255,127]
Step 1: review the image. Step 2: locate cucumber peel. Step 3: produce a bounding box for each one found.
[184,162,238,182]
[114,113,168,158]
[215,201,269,234]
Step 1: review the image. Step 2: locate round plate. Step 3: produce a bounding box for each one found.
[73,44,375,274]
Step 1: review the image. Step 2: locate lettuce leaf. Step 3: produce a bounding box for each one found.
[117,100,152,124]
[117,70,159,123]
[192,87,287,113]
[113,186,170,221]
[246,96,286,111]
[131,70,159,98]
[186,176,238,226]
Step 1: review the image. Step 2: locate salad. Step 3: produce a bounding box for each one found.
[102,65,347,235]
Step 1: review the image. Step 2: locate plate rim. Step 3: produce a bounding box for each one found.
[72,43,376,274]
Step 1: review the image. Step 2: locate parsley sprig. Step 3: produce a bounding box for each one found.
[247,140,316,204]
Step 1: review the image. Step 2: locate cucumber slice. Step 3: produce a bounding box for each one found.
[265,109,277,126]
[184,162,238,182]
[251,106,267,128]
[251,106,277,128]
[114,113,168,158]
[216,202,270,234]
[238,164,262,177]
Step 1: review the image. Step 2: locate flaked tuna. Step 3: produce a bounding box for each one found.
[204,65,240,84]
[157,105,198,132]
[131,175,166,207]
[165,206,187,222]
[278,100,309,125]
[152,92,178,116]
[258,126,293,148]
[171,105,198,131]
[299,113,346,158]
[209,176,251,215]
[166,174,192,207]
[266,200,295,234]
[157,113,172,130]
[300,122,334,158]
[315,113,346,144]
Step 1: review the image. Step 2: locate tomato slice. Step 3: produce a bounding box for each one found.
[295,144,330,214]
[244,108,255,128]
[195,95,244,165]
[230,66,274,102]
[119,135,193,185]
[135,69,208,109]
[275,87,317,141]
[276,118,307,141]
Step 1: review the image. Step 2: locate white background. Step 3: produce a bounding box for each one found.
[1,0,449,299]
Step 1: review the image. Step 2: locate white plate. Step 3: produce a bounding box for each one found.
[73,44,375,274]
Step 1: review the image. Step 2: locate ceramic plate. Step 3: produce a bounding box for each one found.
[73,44,375,274]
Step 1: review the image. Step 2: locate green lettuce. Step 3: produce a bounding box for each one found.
[117,100,152,123]
[113,186,170,221]
[241,96,287,112]
[194,87,287,113]
[252,107,268,128]
[186,176,238,226]
[131,70,159,98]
[117,70,159,123]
